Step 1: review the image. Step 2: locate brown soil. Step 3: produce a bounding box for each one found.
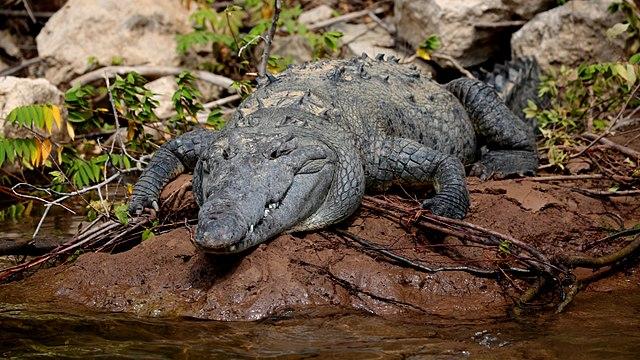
[1,175,639,321]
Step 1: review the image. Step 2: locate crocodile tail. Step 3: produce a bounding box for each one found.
[479,57,548,122]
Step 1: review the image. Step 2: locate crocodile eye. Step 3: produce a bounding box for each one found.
[222,148,230,160]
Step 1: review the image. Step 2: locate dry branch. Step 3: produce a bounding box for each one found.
[258,0,281,78]
[581,133,640,159]
[72,66,235,90]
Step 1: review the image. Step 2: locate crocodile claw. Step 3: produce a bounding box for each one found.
[128,196,159,216]
[422,195,469,220]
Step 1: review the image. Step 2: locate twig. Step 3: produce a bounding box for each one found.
[574,188,640,197]
[474,20,526,28]
[431,53,476,79]
[159,94,242,121]
[307,7,386,31]
[526,174,604,182]
[580,133,640,159]
[238,34,264,57]
[0,218,122,283]
[0,10,54,18]
[0,57,42,76]
[72,66,235,90]
[513,277,547,315]
[361,196,559,276]
[367,11,394,34]
[11,170,137,238]
[21,0,35,23]
[571,83,640,158]
[258,0,281,78]
[584,227,640,250]
[334,229,504,276]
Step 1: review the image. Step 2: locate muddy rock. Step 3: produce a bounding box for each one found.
[3,177,639,321]
[394,0,556,68]
[0,76,68,142]
[36,0,191,85]
[511,0,626,71]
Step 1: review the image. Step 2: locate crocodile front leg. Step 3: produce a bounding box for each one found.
[129,128,218,215]
[370,138,470,219]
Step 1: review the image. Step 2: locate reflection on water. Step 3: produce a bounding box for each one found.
[1,289,640,359]
[0,213,84,243]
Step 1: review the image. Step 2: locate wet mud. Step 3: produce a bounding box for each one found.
[1,175,638,321]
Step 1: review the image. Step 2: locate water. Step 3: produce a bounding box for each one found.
[1,288,640,359]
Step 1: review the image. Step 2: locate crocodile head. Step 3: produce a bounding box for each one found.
[192,127,339,253]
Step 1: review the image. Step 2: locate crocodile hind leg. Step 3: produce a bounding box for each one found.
[371,138,470,219]
[446,78,538,179]
[129,128,218,215]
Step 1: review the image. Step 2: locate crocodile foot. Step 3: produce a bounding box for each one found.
[129,195,159,216]
[470,150,538,180]
[422,191,470,220]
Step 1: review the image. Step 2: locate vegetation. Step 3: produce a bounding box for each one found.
[522,0,640,177]
[0,0,344,233]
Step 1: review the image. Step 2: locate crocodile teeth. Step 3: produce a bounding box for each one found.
[248,224,254,233]
[264,209,271,217]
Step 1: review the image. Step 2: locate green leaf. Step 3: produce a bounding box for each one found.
[114,203,129,225]
[630,53,640,64]
[141,228,155,241]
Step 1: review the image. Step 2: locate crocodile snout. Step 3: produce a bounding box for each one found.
[194,214,247,253]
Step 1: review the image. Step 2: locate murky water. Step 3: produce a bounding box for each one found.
[1,288,639,359]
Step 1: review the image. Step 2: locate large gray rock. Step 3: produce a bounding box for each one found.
[36,0,191,85]
[512,0,625,71]
[0,76,67,141]
[394,0,556,67]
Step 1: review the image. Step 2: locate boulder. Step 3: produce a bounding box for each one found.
[146,76,178,119]
[36,0,191,85]
[511,0,626,72]
[332,23,435,75]
[0,30,21,59]
[394,0,557,68]
[298,4,334,25]
[503,0,558,19]
[0,76,67,141]
[270,35,314,64]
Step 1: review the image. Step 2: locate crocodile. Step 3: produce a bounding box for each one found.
[129,54,537,254]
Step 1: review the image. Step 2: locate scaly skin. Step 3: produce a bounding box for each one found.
[129,54,538,253]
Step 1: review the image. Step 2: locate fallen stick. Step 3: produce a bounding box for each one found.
[581,133,640,159]
[71,66,235,90]
[0,57,42,76]
[307,7,386,30]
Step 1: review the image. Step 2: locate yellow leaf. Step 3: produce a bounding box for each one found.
[127,126,136,141]
[416,48,431,61]
[56,146,63,164]
[31,139,41,166]
[66,122,75,140]
[40,139,53,165]
[96,107,110,113]
[43,106,54,134]
[51,105,63,130]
